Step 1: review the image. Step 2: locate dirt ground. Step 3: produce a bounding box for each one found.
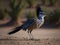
[0,39,60,45]
[0,26,60,45]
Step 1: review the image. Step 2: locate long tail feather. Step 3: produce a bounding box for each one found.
[8,26,22,35]
[8,19,34,35]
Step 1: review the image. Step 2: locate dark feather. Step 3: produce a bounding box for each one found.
[8,19,34,35]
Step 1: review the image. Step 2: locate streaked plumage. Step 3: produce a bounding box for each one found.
[8,6,46,39]
[8,18,35,34]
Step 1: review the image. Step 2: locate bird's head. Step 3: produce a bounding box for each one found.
[37,13,46,20]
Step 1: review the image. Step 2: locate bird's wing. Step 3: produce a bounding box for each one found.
[8,19,34,35]
[21,19,34,30]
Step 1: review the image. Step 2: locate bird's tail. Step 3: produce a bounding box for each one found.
[8,26,22,35]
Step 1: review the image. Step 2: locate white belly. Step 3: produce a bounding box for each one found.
[36,19,41,24]
[36,18,44,28]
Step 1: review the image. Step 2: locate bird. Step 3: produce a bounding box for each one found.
[8,6,46,39]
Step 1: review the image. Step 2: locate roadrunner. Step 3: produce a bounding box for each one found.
[8,6,46,39]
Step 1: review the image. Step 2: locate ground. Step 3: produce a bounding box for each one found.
[0,26,60,45]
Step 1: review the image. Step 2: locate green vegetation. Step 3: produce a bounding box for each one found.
[0,0,3,20]
[26,0,36,8]
[41,0,46,5]
[48,0,57,6]
[42,6,52,15]
[0,9,4,20]
[0,0,2,9]
[45,9,60,24]
[0,0,60,26]
[26,11,36,19]
[42,6,60,24]
[5,0,25,24]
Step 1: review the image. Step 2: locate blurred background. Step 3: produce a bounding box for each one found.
[0,1,60,45]
[0,0,60,28]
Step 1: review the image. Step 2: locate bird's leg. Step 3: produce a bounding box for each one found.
[28,30,33,40]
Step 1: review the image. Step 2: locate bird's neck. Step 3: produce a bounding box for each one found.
[42,17,44,21]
